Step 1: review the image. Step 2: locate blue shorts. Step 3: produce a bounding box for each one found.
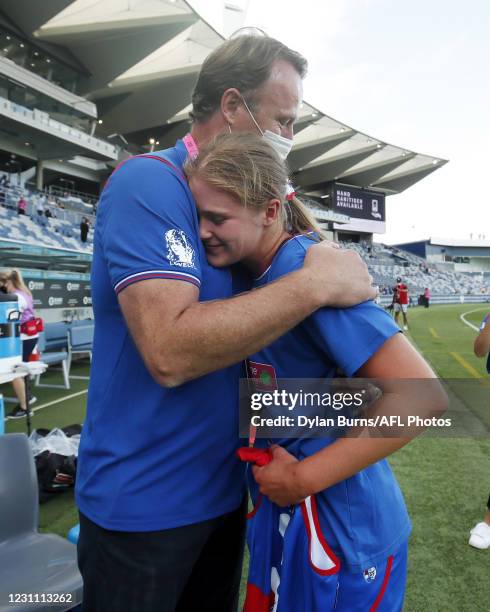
[244,493,408,612]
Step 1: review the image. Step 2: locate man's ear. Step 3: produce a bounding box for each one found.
[221,88,242,126]
[263,199,282,226]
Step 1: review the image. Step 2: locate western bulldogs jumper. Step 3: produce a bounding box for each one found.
[76,140,245,531]
[242,235,411,612]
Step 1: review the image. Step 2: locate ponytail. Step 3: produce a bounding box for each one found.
[286,196,327,241]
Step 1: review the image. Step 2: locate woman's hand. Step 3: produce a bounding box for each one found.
[252,445,307,507]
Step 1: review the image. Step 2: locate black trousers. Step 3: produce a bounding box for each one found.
[78,498,247,612]
[22,337,37,361]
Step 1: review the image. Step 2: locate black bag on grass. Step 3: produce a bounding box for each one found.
[35,451,77,502]
[32,424,81,503]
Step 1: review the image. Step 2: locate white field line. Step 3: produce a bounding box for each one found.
[460,307,487,332]
[3,389,88,423]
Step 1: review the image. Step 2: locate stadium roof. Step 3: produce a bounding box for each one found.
[1,0,447,195]
[430,237,490,248]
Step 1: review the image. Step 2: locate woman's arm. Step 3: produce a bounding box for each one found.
[253,333,448,506]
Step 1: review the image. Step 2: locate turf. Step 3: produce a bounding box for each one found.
[391,304,490,611]
[2,304,490,611]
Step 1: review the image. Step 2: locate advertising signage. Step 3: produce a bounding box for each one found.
[332,184,386,222]
[26,278,92,309]
[331,183,386,234]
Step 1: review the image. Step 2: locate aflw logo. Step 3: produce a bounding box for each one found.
[28,281,44,291]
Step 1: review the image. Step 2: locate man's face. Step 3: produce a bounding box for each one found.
[190,177,266,268]
[232,60,303,141]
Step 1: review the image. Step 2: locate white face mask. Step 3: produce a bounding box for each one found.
[263,130,293,160]
[239,96,294,160]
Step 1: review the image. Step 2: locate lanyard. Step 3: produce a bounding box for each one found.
[183,133,199,160]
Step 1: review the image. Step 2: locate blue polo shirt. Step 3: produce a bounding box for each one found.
[76,141,245,531]
[249,235,411,570]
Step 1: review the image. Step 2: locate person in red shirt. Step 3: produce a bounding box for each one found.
[393,276,409,330]
[17,196,27,215]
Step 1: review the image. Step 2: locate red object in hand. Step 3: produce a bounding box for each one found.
[237,447,273,466]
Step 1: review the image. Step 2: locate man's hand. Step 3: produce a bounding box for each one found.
[303,242,377,307]
[252,446,306,507]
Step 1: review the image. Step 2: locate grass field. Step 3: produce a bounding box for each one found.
[2,302,489,611]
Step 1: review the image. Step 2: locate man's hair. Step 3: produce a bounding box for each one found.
[190,35,307,123]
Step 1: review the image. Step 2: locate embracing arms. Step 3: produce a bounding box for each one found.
[119,243,377,387]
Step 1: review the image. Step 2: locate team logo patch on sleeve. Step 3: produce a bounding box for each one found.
[165,229,196,268]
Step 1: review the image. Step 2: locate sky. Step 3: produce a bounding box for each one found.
[190,0,490,245]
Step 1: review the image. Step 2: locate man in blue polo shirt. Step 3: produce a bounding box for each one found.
[76,34,376,612]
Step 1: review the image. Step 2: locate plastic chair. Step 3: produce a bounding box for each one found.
[66,324,94,377]
[0,433,82,611]
[34,332,70,390]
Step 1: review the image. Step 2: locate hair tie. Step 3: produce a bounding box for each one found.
[286,182,296,201]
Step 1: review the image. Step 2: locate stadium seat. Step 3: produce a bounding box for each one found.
[67,323,94,376]
[35,331,70,390]
[0,433,82,611]
[44,322,69,352]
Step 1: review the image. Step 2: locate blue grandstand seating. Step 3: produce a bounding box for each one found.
[0,186,94,253]
[339,241,490,298]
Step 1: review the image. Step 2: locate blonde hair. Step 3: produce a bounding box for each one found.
[185,133,325,239]
[1,269,32,296]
